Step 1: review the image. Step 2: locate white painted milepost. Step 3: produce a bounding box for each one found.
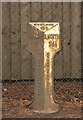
[27,22,60,113]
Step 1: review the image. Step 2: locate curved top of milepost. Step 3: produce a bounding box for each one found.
[29,22,60,34]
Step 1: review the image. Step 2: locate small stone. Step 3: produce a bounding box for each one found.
[3,88,7,92]
[80,101,82,104]
[74,97,79,102]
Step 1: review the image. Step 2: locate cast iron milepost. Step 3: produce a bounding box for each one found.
[27,22,60,113]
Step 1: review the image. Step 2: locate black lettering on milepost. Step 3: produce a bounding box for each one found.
[44,34,59,39]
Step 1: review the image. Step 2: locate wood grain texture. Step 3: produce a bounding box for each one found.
[42,2,52,21]
[30,3,42,79]
[81,2,83,78]
[21,3,32,80]
[31,3,41,22]
[51,2,63,79]
[71,3,81,78]
[2,3,11,80]
[0,2,2,81]
[62,3,71,78]
[2,2,82,80]
[10,3,21,80]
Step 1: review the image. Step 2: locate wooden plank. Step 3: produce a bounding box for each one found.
[42,2,52,21]
[0,2,2,82]
[51,3,63,79]
[0,1,2,115]
[21,3,32,80]
[31,3,41,22]
[0,5,2,115]
[31,3,42,79]
[0,1,1,114]
[51,2,62,22]
[10,3,21,80]
[71,3,81,78]
[81,2,83,78]
[2,3,11,80]
[62,3,71,78]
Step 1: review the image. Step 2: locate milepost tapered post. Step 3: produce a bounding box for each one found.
[27,22,60,113]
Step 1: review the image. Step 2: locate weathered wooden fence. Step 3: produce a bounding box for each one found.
[2,2,81,80]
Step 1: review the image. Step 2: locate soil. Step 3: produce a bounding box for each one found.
[2,80,82,118]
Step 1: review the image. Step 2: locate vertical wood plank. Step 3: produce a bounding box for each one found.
[0,2,2,116]
[42,2,52,21]
[62,3,71,78]
[10,2,21,80]
[51,2,62,22]
[0,1,2,82]
[21,3,32,80]
[71,3,81,78]
[51,3,63,79]
[81,2,83,78]
[30,3,42,79]
[31,3,41,22]
[2,3,11,80]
